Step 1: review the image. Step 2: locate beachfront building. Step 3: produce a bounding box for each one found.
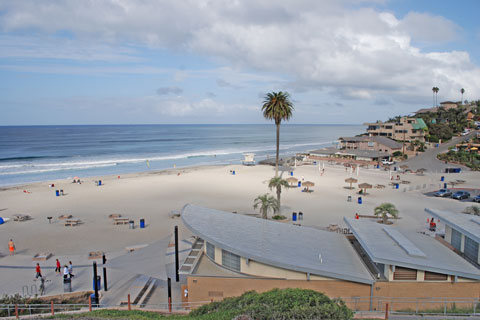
[338,136,402,154]
[344,218,480,284]
[180,205,480,311]
[364,117,427,143]
[425,208,480,266]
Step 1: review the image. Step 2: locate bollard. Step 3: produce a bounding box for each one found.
[15,304,18,319]
[385,303,389,320]
[89,295,92,312]
[51,301,54,315]
[128,294,131,311]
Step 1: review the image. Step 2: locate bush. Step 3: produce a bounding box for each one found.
[272,215,286,220]
[190,288,353,320]
[392,151,403,158]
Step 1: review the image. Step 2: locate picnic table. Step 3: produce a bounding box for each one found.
[114,217,130,225]
[13,214,31,221]
[108,213,122,219]
[64,219,81,226]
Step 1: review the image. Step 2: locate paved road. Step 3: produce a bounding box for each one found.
[397,131,477,172]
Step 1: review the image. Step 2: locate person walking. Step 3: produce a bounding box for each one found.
[55,259,61,275]
[8,239,15,256]
[35,263,42,279]
[68,261,74,277]
[63,265,69,279]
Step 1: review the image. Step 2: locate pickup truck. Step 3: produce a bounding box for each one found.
[381,159,394,165]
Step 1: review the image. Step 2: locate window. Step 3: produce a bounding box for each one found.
[385,126,393,129]
[451,229,462,251]
[464,236,479,263]
[424,271,448,281]
[393,266,417,280]
[206,242,215,260]
[222,249,241,271]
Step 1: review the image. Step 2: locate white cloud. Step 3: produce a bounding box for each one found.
[0,0,478,110]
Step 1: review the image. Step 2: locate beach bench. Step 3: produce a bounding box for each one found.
[88,251,104,259]
[58,214,72,220]
[33,253,52,261]
[114,218,130,225]
[108,213,122,219]
[13,214,31,221]
[64,219,81,226]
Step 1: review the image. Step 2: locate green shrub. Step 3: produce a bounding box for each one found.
[190,288,353,320]
[392,151,403,158]
[272,215,287,220]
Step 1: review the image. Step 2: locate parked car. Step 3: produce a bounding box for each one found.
[452,191,470,200]
[473,194,480,203]
[381,159,394,165]
[434,189,452,197]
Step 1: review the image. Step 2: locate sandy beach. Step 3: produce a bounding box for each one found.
[0,162,479,300]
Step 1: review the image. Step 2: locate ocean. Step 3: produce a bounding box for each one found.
[0,124,363,187]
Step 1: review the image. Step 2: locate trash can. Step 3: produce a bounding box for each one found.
[140,219,145,228]
[395,184,399,189]
[55,190,60,197]
[347,196,352,202]
[292,212,297,221]
[90,293,98,305]
[441,176,444,181]
[232,170,235,175]
[393,167,397,171]
[444,183,447,189]
[290,171,293,176]
[63,277,72,292]
[358,197,362,204]
[93,276,101,291]
[98,180,102,186]
[129,220,134,229]
[60,189,64,196]
[298,181,301,187]
[298,212,303,220]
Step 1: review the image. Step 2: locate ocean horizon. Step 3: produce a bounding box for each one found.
[0,124,364,187]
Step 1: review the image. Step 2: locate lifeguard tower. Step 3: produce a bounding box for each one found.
[242,153,256,166]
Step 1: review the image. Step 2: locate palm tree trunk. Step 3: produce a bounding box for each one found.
[276,186,281,213]
[262,208,267,219]
[275,123,280,177]
[383,214,387,224]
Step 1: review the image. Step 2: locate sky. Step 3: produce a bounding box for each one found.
[0,0,479,125]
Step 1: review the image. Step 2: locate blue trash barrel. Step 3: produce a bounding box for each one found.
[98,180,102,186]
[298,181,301,187]
[55,190,60,197]
[292,212,297,221]
[441,176,444,181]
[444,183,447,189]
[232,170,235,175]
[358,197,362,204]
[140,219,145,228]
[93,276,101,291]
[0,217,4,225]
[290,171,293,176]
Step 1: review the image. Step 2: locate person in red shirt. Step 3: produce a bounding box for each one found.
[55,259,61,275]
[35,263,42,279]
[355,213,359,220]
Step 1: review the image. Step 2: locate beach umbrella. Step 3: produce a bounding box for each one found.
[302,181,315,190]
[471,147,478,151]
[345,177,358,189]
[286,177,298,186]
[358,183,372,194]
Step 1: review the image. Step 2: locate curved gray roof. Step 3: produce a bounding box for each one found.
[345,218,480,280]
[181,204,374,284]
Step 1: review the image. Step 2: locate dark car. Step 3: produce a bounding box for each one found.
[452,191,470,200]
[434,189,452,197]
[473,194,480,203]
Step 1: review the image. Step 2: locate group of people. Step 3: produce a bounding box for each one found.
[56,259,75,279]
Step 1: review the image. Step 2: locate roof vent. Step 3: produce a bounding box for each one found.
[383,227,426,258]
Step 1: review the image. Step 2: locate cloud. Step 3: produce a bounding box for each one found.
[206,92,216,98]
[156,86,183,95]
[0,0,478,105]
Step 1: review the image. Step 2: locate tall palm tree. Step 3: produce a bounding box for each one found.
[253,194,279,219]
[268,177,290,212]
[432,87,440,107]
[461,88,465,105]
[262,92,294,177]
[432,87,436,107]
[374,203,399,224]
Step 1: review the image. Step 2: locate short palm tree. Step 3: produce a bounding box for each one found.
[262,92,294,177]
[268,177,289,212]
[253,194,279,219]
[374,203,399,224]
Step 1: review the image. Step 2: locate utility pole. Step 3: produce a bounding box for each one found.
[175,226,179,282]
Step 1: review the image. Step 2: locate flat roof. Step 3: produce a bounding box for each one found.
[338,136,402,149]
[309,148,389,159]
[344,218,480,280]
[182,204,374,284]
[425,208,480,244]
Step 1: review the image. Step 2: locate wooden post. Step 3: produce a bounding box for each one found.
[89,295,92,312]
[51,301,54,315]
[127,294,131,311]
[168,277,172,312]
[385,302,389,320]
[15,304,18,319]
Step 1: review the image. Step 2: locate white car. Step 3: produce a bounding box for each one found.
[381,159,394,165]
